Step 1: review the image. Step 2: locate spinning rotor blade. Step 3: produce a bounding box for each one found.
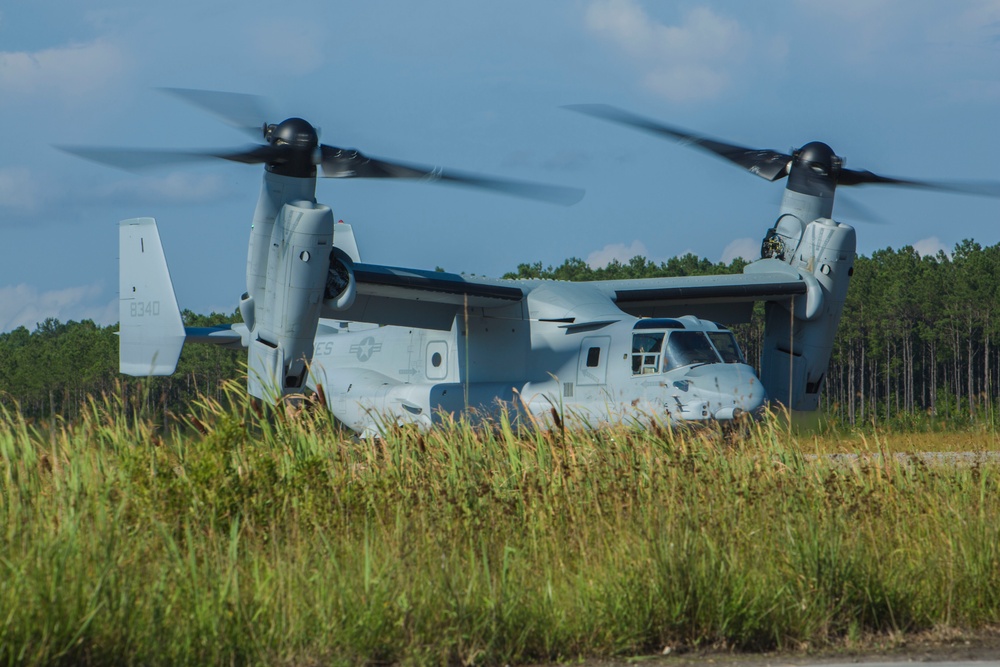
[159,88,273,139]
[566,104,792,182]
[61,140,583,204]
[56,145,281,170]
[828,194,889,225]
[837,168,1000,197]
[571,104,1000,201]
[62,87,584,205]
[320,145,584,205]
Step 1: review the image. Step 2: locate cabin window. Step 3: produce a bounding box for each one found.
[631,332,664,375]
[586,347,601,368]
[707,331,745,364]
[426,341,448,380]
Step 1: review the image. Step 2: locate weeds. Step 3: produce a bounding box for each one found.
[2,389,1000,665]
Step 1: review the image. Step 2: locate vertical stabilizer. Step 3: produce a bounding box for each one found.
[119,217,185,375]
[333,221,362,262]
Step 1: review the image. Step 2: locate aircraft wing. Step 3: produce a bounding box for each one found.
[323,264,527,330]
[593,263,808,323]
[322,258,808,329]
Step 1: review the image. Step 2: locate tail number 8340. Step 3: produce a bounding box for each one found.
[129,300,161,317]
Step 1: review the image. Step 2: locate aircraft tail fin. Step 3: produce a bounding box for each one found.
[334,221,361,262]
[119,217,186,376]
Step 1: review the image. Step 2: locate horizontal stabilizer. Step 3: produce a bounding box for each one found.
[183,325,247,349]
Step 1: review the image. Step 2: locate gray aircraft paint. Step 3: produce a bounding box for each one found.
[306,314,767,436]
[71,98,997,434]
[118,188,853,436]
[119,218,186,376]
[113,108,858,436]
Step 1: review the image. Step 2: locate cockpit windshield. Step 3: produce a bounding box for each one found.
[664,331,721,371]
[707,331,746,364]
[630,322,748,375]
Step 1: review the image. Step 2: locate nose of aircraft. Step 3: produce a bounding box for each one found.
[680,363,767,421]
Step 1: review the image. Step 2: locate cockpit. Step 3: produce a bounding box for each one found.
[630,317,746,376]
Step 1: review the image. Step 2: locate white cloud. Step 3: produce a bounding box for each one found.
[720,237,759,264]
[0,39,126,101]
[0,283,116,333]
[912,236,950,258]
[587,240,649,268]
[794,0,900,21]
[243,20,324,73]
[954,0,1000,35]
[0,168,43,213]
[585,1,749,101]
[793,0,1000,70]
[931,1,1000,90]
[94,172,232,206]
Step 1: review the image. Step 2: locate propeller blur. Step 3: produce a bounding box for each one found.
[66,93,1000,435]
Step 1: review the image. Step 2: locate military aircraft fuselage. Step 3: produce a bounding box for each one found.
[307,309,765,436]
[87,94,999,437]
[109,104,865,437]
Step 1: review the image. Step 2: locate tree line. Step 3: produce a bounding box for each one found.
[0,311,242,420]
[825,240,1000,426]
[2,242,998,426]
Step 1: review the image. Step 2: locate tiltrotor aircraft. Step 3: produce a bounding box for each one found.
[65,92,999,436]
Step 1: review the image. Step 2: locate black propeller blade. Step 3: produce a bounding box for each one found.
[837,168,1000,197]
[57,145,282,169]
[159,88,273,139]
[60,89,584,206]
[568,103,1000,199]
[566,104,792,182]
[318,145,583,204]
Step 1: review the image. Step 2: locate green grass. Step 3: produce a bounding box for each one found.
[3,386,1000,665]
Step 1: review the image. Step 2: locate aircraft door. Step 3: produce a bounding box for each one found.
[577,336,611,386]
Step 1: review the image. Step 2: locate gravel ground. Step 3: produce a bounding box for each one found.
[562,627,1000,666]
[806,451,1000,466]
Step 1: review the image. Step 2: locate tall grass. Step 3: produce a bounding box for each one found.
[2,385,1000,665]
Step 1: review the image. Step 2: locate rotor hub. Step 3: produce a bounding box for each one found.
[786,141,842,198]
[261,118,319,178]
[793,141,841,177]
[265,118,319,149]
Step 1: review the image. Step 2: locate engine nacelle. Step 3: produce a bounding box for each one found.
[324,247,357,311]
[247,199,333,401]
[245,171,319,306]
[750,217,855,411]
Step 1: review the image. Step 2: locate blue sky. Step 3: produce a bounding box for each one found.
[2,0,999,332]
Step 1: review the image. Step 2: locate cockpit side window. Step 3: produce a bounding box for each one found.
[707,331,746,364]
[631,332,664,375]
[664,331,721,371]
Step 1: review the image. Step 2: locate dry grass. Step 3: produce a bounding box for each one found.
[3,388,1000,665]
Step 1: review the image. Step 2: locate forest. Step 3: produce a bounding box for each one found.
[0,310,242,420]
[2,241,998,427]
